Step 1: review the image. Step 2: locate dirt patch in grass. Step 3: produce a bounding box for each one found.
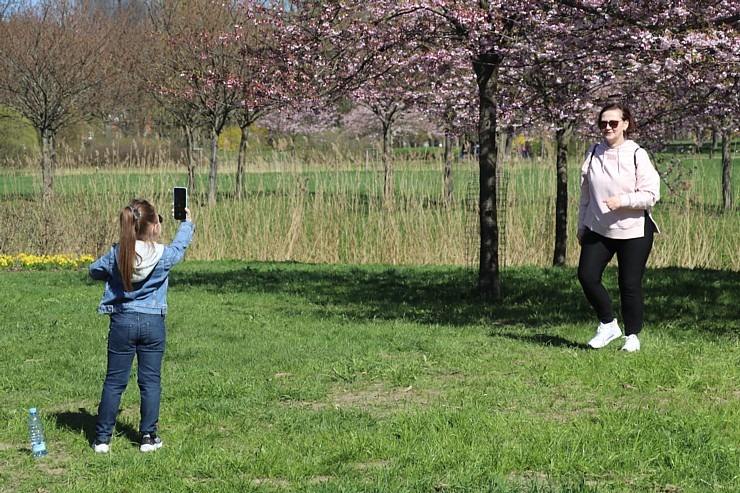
[354,459,390,470]
[284,382,439,417]
[251,477,292,488]
[37,461,66,476]
[328,383,436,416]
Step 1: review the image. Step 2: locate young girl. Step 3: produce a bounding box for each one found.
[577,102,660,352]
[89,199,194,453]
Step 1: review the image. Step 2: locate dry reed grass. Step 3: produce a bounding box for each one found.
[1,149,737,271]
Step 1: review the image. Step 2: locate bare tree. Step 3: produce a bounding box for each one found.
[0,0,17,18]
[0,0,133,200]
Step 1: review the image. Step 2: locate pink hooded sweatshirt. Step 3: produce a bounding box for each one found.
[578,139,661,240]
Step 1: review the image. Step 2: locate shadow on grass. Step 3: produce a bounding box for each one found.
[170,263,588,328]
[53,408,139,446]
[497,332,592,350]
[169,262,739,337]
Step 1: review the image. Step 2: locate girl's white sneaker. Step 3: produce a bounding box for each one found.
[621,334,640,352]
[92,440,110,453]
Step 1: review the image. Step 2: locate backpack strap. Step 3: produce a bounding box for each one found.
[586,143,597,174]
[587,143,642,174]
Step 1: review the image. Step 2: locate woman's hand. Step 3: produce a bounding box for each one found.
[603,196,622,211]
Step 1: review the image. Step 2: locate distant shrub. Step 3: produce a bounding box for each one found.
[0,107,39,164]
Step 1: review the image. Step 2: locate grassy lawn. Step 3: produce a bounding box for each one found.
[1,261,737,492]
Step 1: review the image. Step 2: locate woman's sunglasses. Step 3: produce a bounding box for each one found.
[157,214,164,223]
[598,120,622,130]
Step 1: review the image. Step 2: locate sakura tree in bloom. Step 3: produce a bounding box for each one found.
[569,1,740,209]
[412,46,477,204]
[350,47,449,200]
[361,0,564,297]
[262,107,341,137]
[229,1,316,198]
[148,0,246,205]
[235,1,737,290]
[362,0,739,292]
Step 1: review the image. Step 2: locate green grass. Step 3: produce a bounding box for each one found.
[1,262,737,492]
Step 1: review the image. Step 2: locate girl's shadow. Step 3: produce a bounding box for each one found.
[53,408,139,445]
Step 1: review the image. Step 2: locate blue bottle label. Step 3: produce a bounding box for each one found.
[32,442,47,453]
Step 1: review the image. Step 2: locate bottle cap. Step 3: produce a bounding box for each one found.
[30,408,37,414]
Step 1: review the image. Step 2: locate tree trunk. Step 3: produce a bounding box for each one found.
[721,131,733,210]
[474,53,502,299]
[184,124,197,194]
[208,130,219,206]
[553,121,572,266]
[40,128,56,201]
[382,120,393,202]
[693,126,703,154]
[443,130,453,205]
[504,126,514,158]
[236,125,249,200]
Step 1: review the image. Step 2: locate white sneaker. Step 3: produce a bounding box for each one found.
[621,334,640,352]
[140,433,163,452]
[588,319,622,349]
[92,440,110,454]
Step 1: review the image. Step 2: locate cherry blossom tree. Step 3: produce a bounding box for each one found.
[285,0,553,295]
[147,0,245,206]
[229,1,316,198]
[505,3,610,267]
[563,1,739,211]
[351,50,438,201]
[647,27,739,210]
[363,1,550,298]
[414,47,476,204]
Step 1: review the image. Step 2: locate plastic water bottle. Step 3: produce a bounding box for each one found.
[28,408,48,458]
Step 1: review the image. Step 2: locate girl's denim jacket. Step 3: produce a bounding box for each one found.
[89,221,195,315]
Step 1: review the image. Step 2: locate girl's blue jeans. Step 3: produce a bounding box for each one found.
[95,312,166,442]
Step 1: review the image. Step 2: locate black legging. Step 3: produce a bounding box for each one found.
[577,215,655,336]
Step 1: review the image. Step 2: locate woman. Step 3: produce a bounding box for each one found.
[577,102,660,352]
[89,199,194,452]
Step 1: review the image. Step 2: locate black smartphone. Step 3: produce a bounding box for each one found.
[173,187,188,220]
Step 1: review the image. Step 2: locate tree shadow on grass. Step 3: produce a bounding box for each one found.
[170,262,590,328]
[168,261,739,338]
[53,408,139,446]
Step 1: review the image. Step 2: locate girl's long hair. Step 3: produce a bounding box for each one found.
[118,199,158,292]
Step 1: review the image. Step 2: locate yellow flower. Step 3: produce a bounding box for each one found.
[1,253,94,271]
